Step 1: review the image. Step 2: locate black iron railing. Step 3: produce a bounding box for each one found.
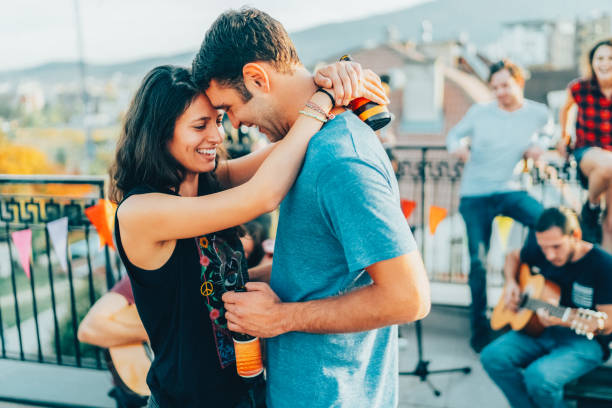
[0,151,586,369]
[393,146,585,285]
[0,175,120,370]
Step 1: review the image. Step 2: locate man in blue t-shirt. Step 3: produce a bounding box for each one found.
[481,207,612,407]
[192,8,431,408]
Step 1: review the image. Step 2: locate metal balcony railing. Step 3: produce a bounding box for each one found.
[0,149,585,370]
[0,174,119,370]
[393,146,585,285]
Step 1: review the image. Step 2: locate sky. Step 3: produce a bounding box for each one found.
[2,0,428,71]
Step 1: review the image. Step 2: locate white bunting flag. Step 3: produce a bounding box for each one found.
[47,217,69,272]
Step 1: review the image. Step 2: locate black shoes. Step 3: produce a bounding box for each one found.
[580,201,602,244]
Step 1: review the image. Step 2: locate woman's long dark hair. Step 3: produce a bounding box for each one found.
[109,65,241,241]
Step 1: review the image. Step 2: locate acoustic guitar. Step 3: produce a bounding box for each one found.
[491,264,607,339]
[104,304,153,398]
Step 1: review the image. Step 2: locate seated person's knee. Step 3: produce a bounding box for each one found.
[524,366,561,399]
[480,344,507,373]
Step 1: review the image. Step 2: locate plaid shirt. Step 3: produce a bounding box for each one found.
[570,78,612,151]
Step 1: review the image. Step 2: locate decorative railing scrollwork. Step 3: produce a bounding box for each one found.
[0,175,116,371]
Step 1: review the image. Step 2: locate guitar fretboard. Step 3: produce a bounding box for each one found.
[523,297,568,319]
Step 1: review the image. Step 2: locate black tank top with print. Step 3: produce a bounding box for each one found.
[114,184,250,407]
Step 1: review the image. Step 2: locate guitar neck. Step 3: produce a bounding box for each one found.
[524,298,569,320]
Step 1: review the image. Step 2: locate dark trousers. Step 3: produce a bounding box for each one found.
[459,191,543,337]
[147,376,266,408]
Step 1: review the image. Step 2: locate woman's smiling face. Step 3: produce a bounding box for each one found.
[167,94,225,175]
[592,44,612,83]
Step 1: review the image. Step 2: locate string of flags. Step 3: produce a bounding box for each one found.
[9,199,117,279]
[400,199,515,247]
[400,199,447,235]
[9,196,512,279]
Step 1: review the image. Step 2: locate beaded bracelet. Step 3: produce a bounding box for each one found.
[316,88,336,108]
[306,101,335,121]
[298,110,327,124]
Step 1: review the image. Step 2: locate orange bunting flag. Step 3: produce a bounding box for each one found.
[85,199,117,250]
[429,206,447,235]
[11,229,32,279]
[400,199,417,219]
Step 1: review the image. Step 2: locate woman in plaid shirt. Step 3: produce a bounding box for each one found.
[559,39,612,253]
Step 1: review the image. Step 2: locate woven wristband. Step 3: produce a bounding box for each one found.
[316,88,336,108]
[305,101,335,121]
[298,110,326,124]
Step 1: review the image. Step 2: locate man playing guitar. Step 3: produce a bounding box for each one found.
[481,207,612,408]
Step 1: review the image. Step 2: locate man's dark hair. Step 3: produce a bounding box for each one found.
[192,7,301,101]
[535,207,580,236]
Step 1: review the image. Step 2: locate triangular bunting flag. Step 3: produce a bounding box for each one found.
[47,217,69,272]
[105,199,117,236]
[85,199,116,250]
[496,216,514,251]
[11,229,32,278]
[400,199,417,219]
[429,206,447,235]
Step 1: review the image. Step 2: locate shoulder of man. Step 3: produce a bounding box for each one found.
[467,102,492,115]
[310,113,379,160]
[588,245,612,268]
[523,99,548,113]
[321,111,369,134]
[313,157,398,223]
[324,155,388,177]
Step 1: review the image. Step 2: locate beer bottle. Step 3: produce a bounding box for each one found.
[340,54,392,131]
[231,287,264,378]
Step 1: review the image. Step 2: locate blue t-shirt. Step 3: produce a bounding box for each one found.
[266,112,417,408]
[446,100,551,197]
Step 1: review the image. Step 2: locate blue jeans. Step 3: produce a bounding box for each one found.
[481,328,604,408]
[459,191,543,336]
[573,146,594,189]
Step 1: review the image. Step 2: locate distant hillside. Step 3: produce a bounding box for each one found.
[0,52,195,84]
[2,0,612,84]
[290,0,612,64]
